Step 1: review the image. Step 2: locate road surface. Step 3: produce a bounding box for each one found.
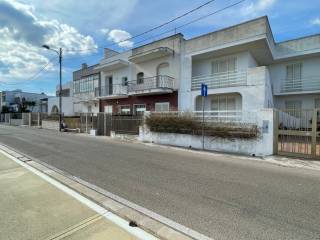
[0,125,319,240]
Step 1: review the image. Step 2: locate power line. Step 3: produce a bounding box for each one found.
[63,0,246,60]
[64,0,217,53]
[0,57,58,86]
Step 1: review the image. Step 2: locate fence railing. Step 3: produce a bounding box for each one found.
[99,84,128,97]
[191,71,247,90]
[280,76,320,93]
[128,75,174,92]
[150,110,258,124]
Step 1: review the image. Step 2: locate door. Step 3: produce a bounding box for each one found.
[104,105,113,114]
[107,76,113,95]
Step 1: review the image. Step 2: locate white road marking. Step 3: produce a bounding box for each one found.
[0,149,159,240]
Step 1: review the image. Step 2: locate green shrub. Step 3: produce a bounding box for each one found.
[145,113,259,139]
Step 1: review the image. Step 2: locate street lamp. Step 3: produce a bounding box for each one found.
[42,45,63,132]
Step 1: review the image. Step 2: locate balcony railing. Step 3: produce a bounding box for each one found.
[99,84,128,97]
[280,76,320,93]
[191,71,247,90]
[128,75,174,92]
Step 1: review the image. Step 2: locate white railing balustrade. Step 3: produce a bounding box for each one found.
[99,84,128,97]
[128,75,174,92]
[151,110,258,124]
[191,71,247,90]
[280,76,320,93]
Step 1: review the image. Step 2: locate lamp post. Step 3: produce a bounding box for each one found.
[42,45,62,132]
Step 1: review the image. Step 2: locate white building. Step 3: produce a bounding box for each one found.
[93,16,319,115]
[72,63,100,113]
[180,16,320,113]
[0,89,48,112]
[47,81,77,116]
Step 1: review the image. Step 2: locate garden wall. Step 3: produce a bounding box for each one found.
[139,109,274,156]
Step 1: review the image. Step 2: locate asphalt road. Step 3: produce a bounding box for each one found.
[0,125,320,240]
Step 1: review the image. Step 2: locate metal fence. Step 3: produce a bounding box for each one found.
[275,109,320,159]
[79,113,143,135]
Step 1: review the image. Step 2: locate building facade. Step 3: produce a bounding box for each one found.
[0,89,48,113]
[47,81,77,116]
[179,16,320,114]
[72,63,100,113]
[96,34,182,114]
[89,16,319,115]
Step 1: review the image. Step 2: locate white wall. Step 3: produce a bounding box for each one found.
[139,109,274,157]
[191,51,257,77]
[269,56,320,94]
[47,97,76,116]
[274,94,320,109]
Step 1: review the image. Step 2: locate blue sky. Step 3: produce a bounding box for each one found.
[0,0,320,95]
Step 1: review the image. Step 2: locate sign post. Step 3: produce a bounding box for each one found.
[201,83,208,150]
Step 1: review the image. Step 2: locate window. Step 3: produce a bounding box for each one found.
[119,105,131,115]
[155,102,170,112]
[285,63,302,91]
[315,99,320,109]
[210,96,237,111]
[212,57,237,74]
[137,72,144,84]
[73,74,99,94]
[285,100,302,110]
[122,77,128,86]
[285,100,302,117]
[134,104,146,115]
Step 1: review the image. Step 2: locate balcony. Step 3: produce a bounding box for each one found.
[128,75,174,95]
[191,71,247,91]
[97,84,128,99]
[95,59,129,72]
[129,47,174,63]
[278,76,320,94]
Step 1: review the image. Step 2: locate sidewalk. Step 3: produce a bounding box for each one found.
[0,152,142,240]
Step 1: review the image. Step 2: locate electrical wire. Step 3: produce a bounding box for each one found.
[64,0,217,53]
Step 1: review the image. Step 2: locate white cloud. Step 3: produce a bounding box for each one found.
[311,17,320,26]
[242,0,276,16]
[108,29,134,48]
[0,0,97,82]
[99,28,110,35]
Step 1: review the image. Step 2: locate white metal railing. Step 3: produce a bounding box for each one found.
[99,84,128,97]
[151,110,258,124]
[280,76,320,93]
[128,75,174,92]
[191,71,247,90]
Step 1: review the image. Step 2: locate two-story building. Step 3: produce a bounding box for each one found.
[90,16,319,116]
[72,63,100,113]
[180,16,320,114]
[95,34,182,114]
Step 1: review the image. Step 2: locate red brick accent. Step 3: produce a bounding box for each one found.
[99,91,178,113]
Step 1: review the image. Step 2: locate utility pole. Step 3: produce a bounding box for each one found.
[42,45,63,132]
[59,48,62,132]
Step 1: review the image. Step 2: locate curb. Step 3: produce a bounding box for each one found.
[0,144,213,240]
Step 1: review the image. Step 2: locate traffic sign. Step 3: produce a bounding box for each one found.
[201,83,208,97]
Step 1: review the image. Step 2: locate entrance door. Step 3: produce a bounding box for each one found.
[105,76,113,95]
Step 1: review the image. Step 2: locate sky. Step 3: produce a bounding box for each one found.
[0,0,319,96]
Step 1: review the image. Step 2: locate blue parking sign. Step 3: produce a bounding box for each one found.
[201,83,208,97]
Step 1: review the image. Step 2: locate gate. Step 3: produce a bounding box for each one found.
[111,115,143,135]
[275,109,320,159]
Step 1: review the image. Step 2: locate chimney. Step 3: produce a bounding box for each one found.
[81,63,88,69]
[104,48,119,58]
